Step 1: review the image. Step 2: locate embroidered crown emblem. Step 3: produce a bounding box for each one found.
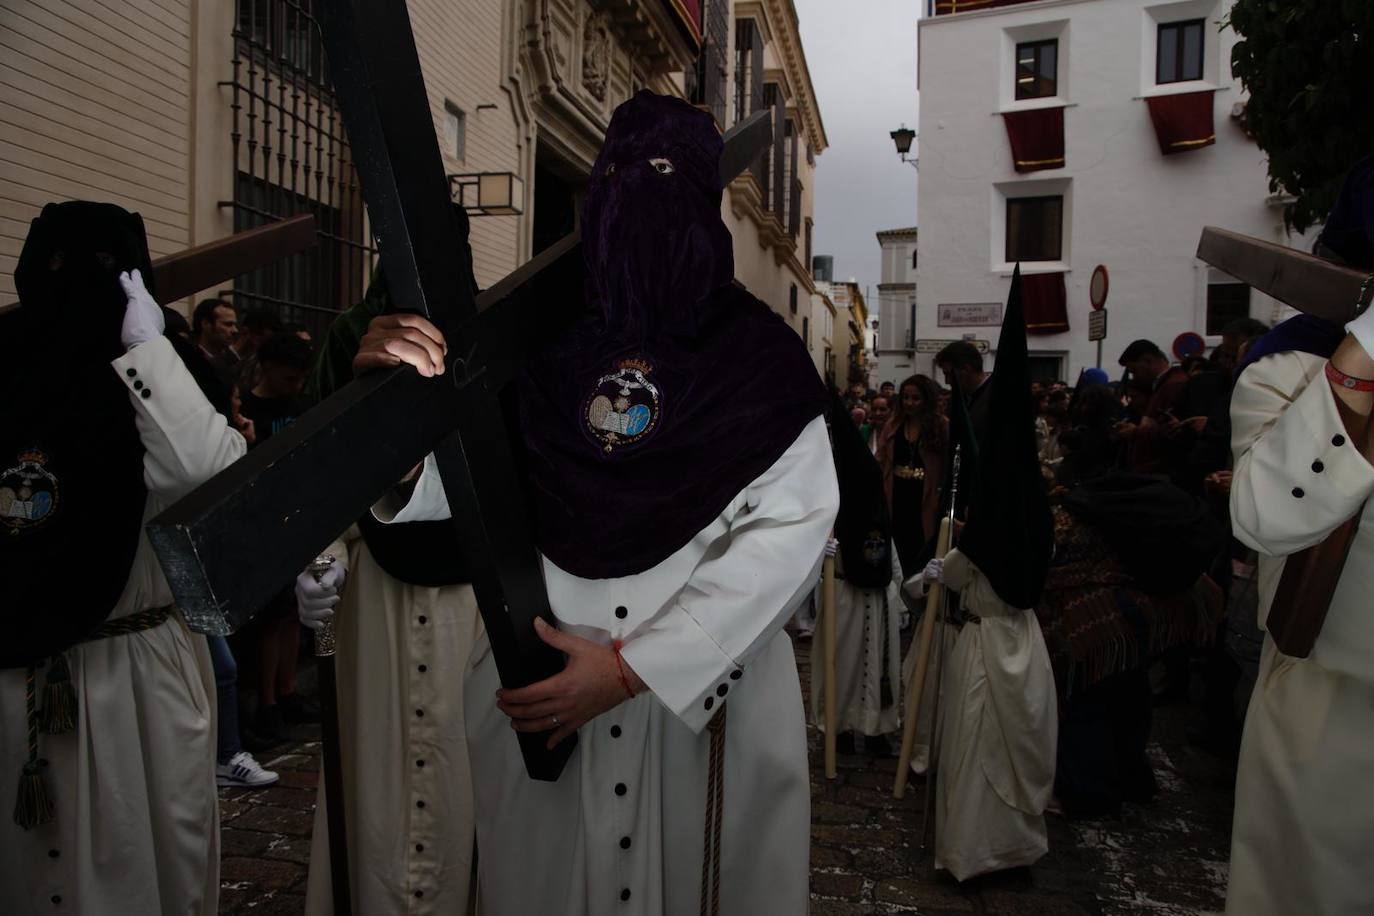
[582,358,663,454]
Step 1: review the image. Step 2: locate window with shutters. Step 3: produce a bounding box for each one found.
[786,120,802,238]
[804,219,813,270]
[734,19,763,124]
[1005,195,1063,262]
[1157,19,1204,84]
[1206,280,1250,334]
[789,284,798,314]
[688,1,730,126]
[803,315,810,349]
[1014,39,1057,100]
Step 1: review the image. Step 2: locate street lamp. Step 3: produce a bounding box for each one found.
[889,124,918,169]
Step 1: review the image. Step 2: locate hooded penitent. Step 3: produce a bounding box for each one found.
[518,91,828,578]
[956,267,1054,610]
[829,394,892,591]
[1,202,155,667]
[308,204,480,587]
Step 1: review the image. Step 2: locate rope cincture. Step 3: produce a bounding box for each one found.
[11,605,175,830]
[699,704,727,916]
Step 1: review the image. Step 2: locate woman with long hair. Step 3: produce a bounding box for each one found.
[877,374,948,575]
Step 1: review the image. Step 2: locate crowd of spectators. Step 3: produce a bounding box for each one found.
[836,316,1273,814]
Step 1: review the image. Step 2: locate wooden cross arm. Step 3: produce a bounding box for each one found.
[1196,226,1374,324]
[151,215,317,304]
[146,364,451,635]
[1,215,317,315]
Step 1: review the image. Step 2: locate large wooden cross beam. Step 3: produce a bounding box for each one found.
[0,214,317,315]
[1196,226,1374,323]
[146,0,773,780]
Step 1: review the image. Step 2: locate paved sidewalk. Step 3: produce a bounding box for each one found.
[219,636,1235,914]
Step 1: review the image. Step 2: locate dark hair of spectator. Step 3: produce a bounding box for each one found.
[1118,338,1165,366]
[934,340,983,373]
[240,307,284,335]
[191,297,234,338]
[895,373,947,451]
[1221,317,1269,340]
[256,333,313,371]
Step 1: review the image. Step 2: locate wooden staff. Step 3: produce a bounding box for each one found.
[310,554,352,916]
[893,516,951,798]
[821,543,838,779]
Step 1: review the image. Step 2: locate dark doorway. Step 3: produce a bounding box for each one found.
[532,146,585,256]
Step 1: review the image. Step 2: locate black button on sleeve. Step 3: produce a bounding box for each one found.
[416,800,426,809]
[132,380,143,390]
[1312,460,1325,473]
[614,782,627,796]
[620,836,631,849]
[418,615,427,624]
[610,725,622,738]
[125,367,136,377]
[1292,487,1305,498]
[418,664,428,673]
[704,696,714,711]
[415,708,424,717]
[615,605,628,619]
[140,388,151,399]
[621,889,631,902]
[716,684,728,697]
[416,843,425,853]
[729,670,742,680]
[1334,434,1346,446]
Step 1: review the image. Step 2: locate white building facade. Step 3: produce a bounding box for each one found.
[873,226,919,387]
[914,0,1308,381]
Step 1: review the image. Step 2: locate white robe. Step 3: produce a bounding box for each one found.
[933,549,1057,882]
[1,336,245,915]
[380,416,838,915]
[1226,350,1374,916]
[304,528,483,916]
[810,567,902,737]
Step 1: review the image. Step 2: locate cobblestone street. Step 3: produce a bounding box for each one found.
[219,635,1235,914]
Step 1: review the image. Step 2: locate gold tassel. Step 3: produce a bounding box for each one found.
[13,762,53,830]
[39,654,76,735]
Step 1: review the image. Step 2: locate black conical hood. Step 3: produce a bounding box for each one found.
[956,266,1054,609]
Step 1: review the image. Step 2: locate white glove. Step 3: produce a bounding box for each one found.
[823,537,839,558]
[295,562,346,631]
[118,269,163,350]
[923,557,944,583]
[1346,301,1374,361]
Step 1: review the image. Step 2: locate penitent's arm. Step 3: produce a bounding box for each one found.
[618,416,839,734]
[113,336,247,504]
[1229,344,1374,558]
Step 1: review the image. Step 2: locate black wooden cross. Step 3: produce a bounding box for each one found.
[146,0,773,780]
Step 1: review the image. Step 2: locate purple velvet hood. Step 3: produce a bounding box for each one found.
[518,91,827,579]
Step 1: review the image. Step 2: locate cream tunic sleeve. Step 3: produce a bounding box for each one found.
[111,335,248,499]
[618,416,838,732]
[1230,350,1374,556]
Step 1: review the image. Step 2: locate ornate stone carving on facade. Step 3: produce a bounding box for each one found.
[582,10,611,102]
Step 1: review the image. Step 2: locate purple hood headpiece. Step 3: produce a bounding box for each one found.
[519,91,827,579]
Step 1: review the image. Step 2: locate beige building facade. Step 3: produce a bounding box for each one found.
[2,0,825,364]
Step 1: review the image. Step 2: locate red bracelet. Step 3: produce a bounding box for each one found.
[611,639,637,699]
[1326,361,1374,392]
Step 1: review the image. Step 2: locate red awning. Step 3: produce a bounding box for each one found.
[1022,271,1069,335]
[663,0,702,47]
[1144,90,1216,155]
[1002,106,1065,173]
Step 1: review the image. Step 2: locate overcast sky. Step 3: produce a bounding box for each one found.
[794,0,921,301]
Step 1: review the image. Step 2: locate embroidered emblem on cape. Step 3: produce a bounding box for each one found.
[584,358,662,453]
[862,529,886,566]
[1,449,59,535]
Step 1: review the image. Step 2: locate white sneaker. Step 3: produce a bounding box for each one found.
[217,751,279,787]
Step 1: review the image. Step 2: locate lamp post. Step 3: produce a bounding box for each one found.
[889,124,918,169]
